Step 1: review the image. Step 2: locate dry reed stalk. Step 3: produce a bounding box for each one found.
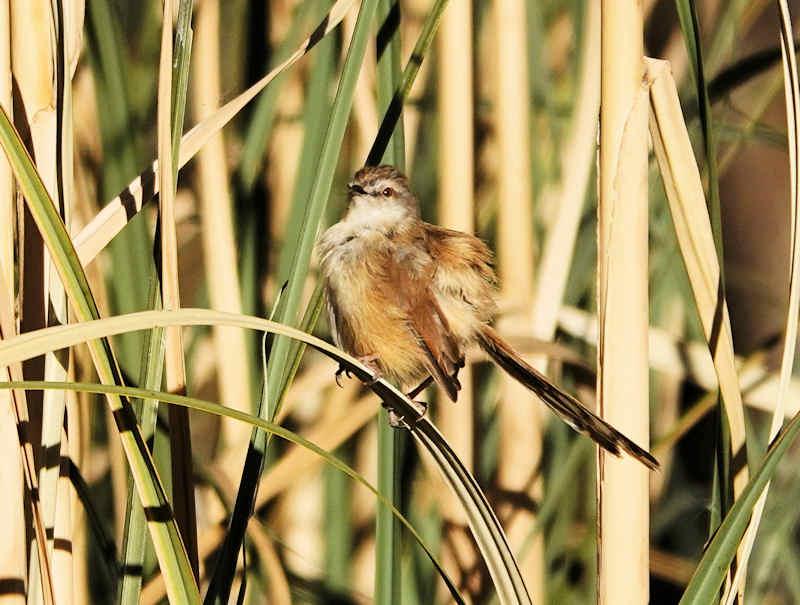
[0,3,24,600]
[157,0,198,576]
[0,300,54,604]
[10,3,69,602]
[492,0,543,600]
[48,2,85,598]
[531,0,599,365]
[597,2,650,603]
[66,389,89,605]
[436,0,477,594]
[646,57,748,498]
[192,0,253,471]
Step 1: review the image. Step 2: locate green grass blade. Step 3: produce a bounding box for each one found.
[0,106,200,604]
[118,280,164,605]
[85,0,153,373]
[673,0,725,290]
[374,1,406,602]
[679,410,800,604]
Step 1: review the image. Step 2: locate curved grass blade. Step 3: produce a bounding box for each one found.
[0,379,463,605]
[673,4,743,556]
[0,106,200,604]
[0,308,532,604]
[678,407,800,604]
[722,4,800,602]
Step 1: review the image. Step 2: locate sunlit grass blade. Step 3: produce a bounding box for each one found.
[647,52,749,525]
[0,105,200,604]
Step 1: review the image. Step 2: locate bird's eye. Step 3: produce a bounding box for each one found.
[382,187,394,197]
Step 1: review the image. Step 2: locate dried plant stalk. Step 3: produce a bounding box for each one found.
[0,10,21,597]
[597,2,650,603]
[192,0,252,468]
[437,0,477,592]
[157,0,197,576]
[646,57,747,497]
[493,0,542,600]
[532,0,599,348]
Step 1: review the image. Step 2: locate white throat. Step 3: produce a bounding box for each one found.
[340,199,409,235]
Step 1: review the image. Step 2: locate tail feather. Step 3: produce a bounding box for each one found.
[477,326,658,470]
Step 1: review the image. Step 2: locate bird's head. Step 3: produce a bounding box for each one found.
[347,165,419,217]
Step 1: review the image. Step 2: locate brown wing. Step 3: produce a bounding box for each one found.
[383,241,464,401]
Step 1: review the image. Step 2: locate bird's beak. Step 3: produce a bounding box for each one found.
[348,183,367,196]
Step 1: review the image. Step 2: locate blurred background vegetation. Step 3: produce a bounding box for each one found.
[2,0,800,603]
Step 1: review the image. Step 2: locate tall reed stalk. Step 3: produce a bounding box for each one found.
[597,2,650,603]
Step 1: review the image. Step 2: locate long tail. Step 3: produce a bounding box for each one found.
[477,326,658,470]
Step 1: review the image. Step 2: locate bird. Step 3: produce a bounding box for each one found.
[317,165,658,470]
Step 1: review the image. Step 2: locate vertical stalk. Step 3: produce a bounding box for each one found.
[11,2,61,602]
[597,2,649,603]
[375,0,405,601]
[436,0,476,592]
[493,0,542,600]
[0,1,25,602]
[157,0,198,578]
[192,0,252,468]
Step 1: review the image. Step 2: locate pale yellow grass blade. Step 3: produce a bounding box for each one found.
[72,0,357,267]
[646,57,748,500]
[723,3,800,603]
[596,3,651,604]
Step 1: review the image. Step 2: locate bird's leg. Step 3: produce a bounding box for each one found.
[407,375,434,399]
[335,354,382,387]
[385,376,435,427]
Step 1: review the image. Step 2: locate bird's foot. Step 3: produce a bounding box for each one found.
[335,354,382,387]
[386,399,428,429]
